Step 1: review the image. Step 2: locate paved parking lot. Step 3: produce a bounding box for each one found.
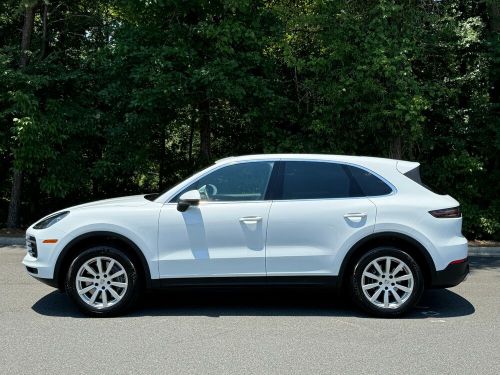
[0,245,499,374]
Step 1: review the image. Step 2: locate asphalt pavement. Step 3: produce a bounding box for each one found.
[0,245,499,375]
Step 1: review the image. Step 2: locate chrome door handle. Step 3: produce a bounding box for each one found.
[344,213,367,218]
[239,216,262,224]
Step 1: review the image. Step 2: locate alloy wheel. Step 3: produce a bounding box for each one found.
[75,256,128,309]
[361,256,414,309]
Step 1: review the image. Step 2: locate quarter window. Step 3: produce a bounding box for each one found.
[347,165,393,196]
[173,162,274,202]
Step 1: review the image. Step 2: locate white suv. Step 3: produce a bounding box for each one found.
[23,154,469,317]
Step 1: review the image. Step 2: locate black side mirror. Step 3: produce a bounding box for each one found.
[176,190,201,212]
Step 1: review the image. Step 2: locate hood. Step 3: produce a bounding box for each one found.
[68,195,151,210]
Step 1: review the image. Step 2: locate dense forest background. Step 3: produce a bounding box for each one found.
[0,0,499,239]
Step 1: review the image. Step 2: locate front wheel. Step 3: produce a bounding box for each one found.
[351,247,424,317]
[65,246,140,317]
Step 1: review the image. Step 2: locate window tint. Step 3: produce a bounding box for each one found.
[173,162,274,202]
[281,161,391,199]
[346,165,393,196]
[282,161,362,199]
[403,166,436,193]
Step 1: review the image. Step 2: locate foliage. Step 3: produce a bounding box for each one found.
[0,0,498,239]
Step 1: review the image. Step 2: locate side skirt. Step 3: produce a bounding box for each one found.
[150,276,339,289]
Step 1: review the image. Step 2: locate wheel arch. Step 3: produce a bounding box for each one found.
[338,232,436,289]
[54,231,152,291]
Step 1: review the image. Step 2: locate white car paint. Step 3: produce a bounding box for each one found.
[157,201,272,277]
[23,154,468,286]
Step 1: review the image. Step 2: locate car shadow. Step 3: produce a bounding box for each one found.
[32,286,474,319]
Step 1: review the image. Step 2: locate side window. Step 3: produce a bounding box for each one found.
[281,161,363,199]
[173,162,274,202]
[345,165,393,196]
[280,161,392,199]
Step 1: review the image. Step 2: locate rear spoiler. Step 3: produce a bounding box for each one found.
[396,160,420,174]
[397,160,426,187]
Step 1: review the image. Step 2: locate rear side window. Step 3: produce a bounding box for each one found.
[281,161,362,199]
[281,161,392,200]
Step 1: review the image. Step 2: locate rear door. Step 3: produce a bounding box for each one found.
[265,160,382,276]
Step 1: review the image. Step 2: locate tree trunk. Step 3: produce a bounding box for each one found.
[19,2,36,68]
[489,1,500,33]
[158,126,166,190]
[7,170,23,228]
[188,116,195,166]
[389,136,402,160]
[40,2,48,59]
[6,1,37,228]
[198,99,211,163]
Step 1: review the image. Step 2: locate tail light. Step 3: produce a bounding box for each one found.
[449,258,467,265]
[429,207,461,218]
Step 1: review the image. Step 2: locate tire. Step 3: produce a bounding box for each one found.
[351,247,424,318]
[65,246,141,317]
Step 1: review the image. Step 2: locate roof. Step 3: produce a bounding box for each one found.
[216,153,398,164]
[214,154,419,175]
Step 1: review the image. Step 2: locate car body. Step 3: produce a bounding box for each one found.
[23,154,469,317]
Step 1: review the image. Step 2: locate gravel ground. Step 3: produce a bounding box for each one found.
[0,245,499,375]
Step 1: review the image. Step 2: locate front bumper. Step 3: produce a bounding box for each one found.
[432,258,469,288]
[23,230,61,288]
[25,270,58,288]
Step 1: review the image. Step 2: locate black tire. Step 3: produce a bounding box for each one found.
[65,246,141,317]
[351,247,424,318]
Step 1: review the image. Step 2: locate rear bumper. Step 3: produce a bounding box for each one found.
[431,258,469,288]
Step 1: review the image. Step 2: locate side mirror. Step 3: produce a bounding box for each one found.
[177,190,201,212]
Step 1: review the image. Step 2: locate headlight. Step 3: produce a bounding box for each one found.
[33,211,70,229]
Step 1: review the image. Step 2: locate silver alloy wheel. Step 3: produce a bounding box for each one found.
[361,256,414,309]
[75,256,128,309]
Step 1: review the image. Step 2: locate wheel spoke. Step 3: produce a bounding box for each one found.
[394,274,412,282]
[96,257,103,274]
[383,290,389,307]
[84,265,97,277]
[362,282,379,291]
[110,281,127,288]
[391,289,402,304]
[370,287,383,302]
[78,284,95,295]
[391,262,404,276]
[105,259,115,275]
[109,269,125,279]
[363,272,380,281]
[373,261,384,276]
[395,284,411,293]
[102,290,108,307]
[385,257,391,274]
[89,289,100,304]
[108,287,121,300]
[77,276,95,283]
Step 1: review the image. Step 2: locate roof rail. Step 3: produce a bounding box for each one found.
[215,156,236,164]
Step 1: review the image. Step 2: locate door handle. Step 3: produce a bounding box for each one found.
[343,213,367,218]
[239,216,262,224]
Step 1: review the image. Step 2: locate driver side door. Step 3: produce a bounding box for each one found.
[157,161,275,278]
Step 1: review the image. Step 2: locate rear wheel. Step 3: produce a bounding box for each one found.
[351,247,424,317]
[65,246,140,317]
